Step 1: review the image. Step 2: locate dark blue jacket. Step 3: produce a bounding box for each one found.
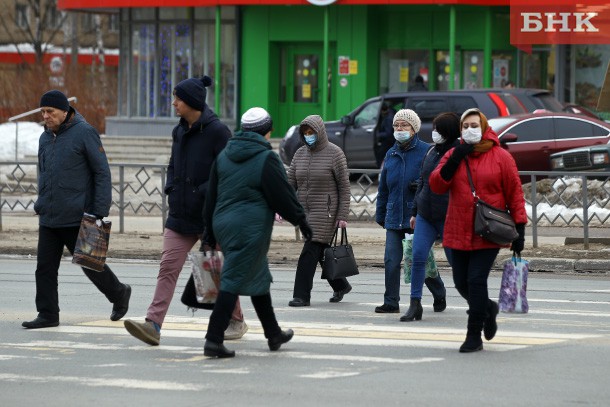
[165,107,231,234]
[376,136,429,230]
[413,140,459,223]
[35,108,111,228]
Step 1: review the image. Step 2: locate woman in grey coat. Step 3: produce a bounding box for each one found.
[287,115,352,307]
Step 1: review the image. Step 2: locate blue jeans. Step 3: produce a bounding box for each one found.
[411,215,451,299]
[383,229,411,307]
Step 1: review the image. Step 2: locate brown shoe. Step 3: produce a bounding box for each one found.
[124,319,160,346]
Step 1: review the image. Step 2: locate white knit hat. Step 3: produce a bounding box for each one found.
[393,109,421,133]
[241,107,273,135]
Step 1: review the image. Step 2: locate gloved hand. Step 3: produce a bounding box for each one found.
[377,220,385,229]
[510,223,526,255]
[408,181,419,192]
[337,220,348,228]
[93,214,104,220]
[299,221,313,241]
[200,228,217,251]
[440,143,475,181]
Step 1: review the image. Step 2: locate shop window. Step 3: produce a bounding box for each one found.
[15,3,28,29]
[463,51,483,89]
[293,54,319,103]
[379,50,429,93]
[109,14,119,32]
[123,7,237,120]
[435,51,461,91]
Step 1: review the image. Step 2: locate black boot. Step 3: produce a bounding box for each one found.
[459,323,483,353]
[400,298,423,322]
[204,340,235,358]
[268,329,294,351]
[484,300,499,341]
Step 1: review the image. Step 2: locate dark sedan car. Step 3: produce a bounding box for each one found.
[550,141,610,172]
[488,112,610,175]
[279,88,564,169]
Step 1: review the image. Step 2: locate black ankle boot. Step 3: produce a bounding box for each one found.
[204,340,235,358]
[268,329,294,351]
[459,323,483,353]
[484,300,499,341]
[400,298,423,322]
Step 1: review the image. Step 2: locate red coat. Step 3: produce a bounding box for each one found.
[429,127,527,251]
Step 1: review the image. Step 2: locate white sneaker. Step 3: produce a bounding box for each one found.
[224,319,248,340]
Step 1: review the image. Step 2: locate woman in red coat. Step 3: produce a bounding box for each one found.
[429,108,527,353]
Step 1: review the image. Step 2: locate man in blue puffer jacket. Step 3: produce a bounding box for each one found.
[22,90,131,329]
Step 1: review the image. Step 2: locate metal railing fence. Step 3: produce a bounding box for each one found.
[1,162,608,247]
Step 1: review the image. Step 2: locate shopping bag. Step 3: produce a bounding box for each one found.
[321,227,359,280]
[403,234,439,284]
[188,250,222,304]
[499,255,529,313]
[72,213,111,272]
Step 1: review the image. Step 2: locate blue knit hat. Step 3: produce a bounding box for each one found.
[40,90,70,111]
[174,76,212,111]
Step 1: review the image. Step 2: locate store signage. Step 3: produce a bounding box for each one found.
[307,0,337,5]
[338,56,350,75]
[510,0,610,53]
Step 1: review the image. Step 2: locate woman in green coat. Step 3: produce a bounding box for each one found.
[203,107,313,358]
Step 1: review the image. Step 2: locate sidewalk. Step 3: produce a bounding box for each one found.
[0,214,608,274]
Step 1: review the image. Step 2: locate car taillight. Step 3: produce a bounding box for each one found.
[488,93,509,117]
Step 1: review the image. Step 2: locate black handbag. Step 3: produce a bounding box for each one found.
[181,274,214,310]
[465,161,518,245]
[321,227,359,280]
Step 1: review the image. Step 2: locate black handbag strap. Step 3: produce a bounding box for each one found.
[331,227,349,246]
[464,160,479,200]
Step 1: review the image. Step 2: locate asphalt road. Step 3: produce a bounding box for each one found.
[1,258,610,406]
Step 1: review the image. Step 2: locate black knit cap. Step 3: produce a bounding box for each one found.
[174,76,213,111]
[40,90,70,111]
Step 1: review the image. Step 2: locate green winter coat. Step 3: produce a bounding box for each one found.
[204,131,305,296]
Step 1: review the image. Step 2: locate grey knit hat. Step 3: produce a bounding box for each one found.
[241,107,273,136]
[393,109,421,133]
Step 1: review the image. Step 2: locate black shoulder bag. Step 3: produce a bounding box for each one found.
[465,160,518,245]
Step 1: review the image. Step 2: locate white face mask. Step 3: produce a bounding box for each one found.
[462,127,482,144]
[431,130,445,144]
[394,131,412,143]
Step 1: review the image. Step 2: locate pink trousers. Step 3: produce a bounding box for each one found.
[146,228,243,326]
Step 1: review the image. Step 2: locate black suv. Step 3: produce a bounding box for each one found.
[279,88,564,169]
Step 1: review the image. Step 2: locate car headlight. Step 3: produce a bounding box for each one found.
[551,156,564,169]
[284,125,297,140]
[591,152,609,165]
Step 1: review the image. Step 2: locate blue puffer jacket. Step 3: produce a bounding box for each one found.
[35,108,111,228]
[376,136,429,230]
[165,106,231,235]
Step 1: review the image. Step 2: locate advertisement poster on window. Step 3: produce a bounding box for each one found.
[493,59,509,88]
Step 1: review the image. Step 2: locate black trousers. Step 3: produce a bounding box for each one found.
[292,240,350,302]
[34,225,125,321]
[206,290,281,344]
[451,248,500,328]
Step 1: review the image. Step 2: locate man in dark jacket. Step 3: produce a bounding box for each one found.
[22,90,131,329]
[124,76,247,346]
[202,107,312,358]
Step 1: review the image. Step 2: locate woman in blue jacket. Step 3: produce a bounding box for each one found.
[375,109,429,313]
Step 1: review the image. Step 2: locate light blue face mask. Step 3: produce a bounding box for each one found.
[304,134,317,145]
